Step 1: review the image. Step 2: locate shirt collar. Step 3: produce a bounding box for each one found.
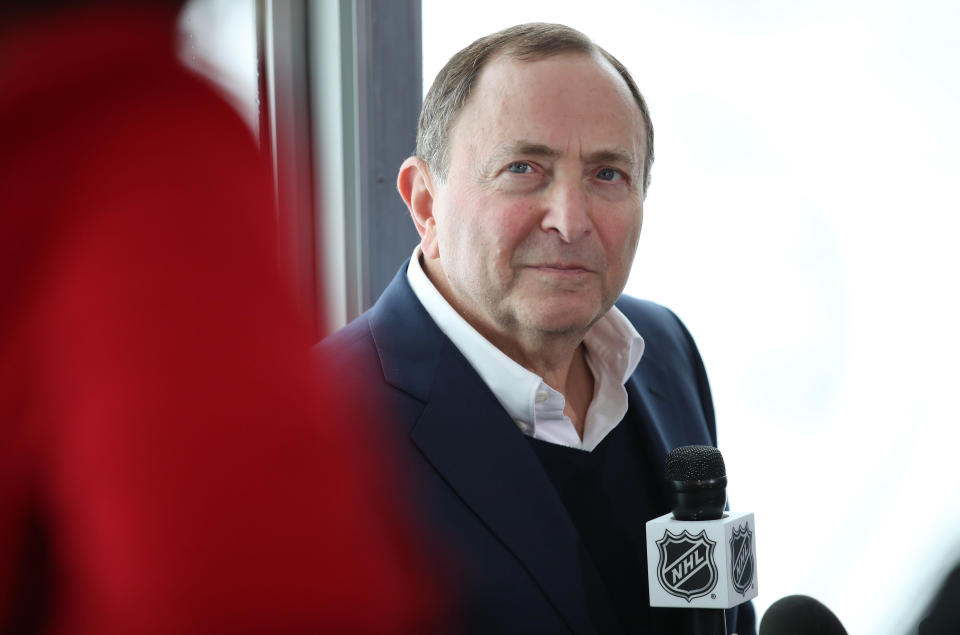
[406,246,644,450]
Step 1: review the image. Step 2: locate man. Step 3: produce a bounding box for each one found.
[320,23,754,634]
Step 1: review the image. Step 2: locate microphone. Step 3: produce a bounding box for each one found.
[759,595,847,635]
[665,444,727,520]
[646,446,757,634]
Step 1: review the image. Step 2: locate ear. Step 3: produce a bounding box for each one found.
[397,156,440,259]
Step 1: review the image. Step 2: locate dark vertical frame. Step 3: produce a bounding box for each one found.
[261,0,320,338]
[353,0,423,312]
[260,0,422,336]
[255,0,272,165]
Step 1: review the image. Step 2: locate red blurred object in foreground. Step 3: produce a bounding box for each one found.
[0,6,441,634]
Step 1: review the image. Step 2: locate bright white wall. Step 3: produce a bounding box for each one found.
[423,2,960,632]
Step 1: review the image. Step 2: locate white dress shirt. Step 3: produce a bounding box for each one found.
[406,247,645,452]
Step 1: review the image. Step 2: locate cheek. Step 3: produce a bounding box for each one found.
[474,199,539,257]
[494,212,536,255]
[435,190,482,251]
[599,209,642,268]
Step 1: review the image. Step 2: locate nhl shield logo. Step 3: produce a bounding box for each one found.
[655,529,719,601]
[729,523,755,595]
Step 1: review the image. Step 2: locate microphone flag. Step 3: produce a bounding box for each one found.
[646,510,758,609]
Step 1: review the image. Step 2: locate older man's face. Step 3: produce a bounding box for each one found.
[428,52,646,345]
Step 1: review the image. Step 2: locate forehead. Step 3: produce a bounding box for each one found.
[449,52,646,164]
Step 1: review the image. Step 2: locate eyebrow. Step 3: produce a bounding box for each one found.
[484,140,640,175]
[485,141,561,168]
[585,148,639,172]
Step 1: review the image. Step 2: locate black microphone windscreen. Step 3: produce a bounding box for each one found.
[759,595,847,635]
[664,445,726,481]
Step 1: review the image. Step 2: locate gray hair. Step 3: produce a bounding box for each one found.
[416,22,655,195]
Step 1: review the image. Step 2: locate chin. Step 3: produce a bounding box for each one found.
[525,307,600,336]
[506,288,608,334]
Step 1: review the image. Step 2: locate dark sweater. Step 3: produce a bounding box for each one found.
[527,411,672,634]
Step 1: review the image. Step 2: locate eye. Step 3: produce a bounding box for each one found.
[507,161,535,174]
[596,167,622,182]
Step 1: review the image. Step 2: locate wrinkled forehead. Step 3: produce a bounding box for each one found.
[449,51,647,168]
[480,48,623,89]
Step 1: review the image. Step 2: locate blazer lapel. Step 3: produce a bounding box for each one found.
[411,345,619,635]
[625,371,670,474]
[625,347,712,473]
[369,265,619,635]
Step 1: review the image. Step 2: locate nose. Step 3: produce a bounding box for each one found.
[540,176,592,243]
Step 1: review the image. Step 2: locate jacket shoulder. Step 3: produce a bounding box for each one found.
[615,295,697,358]
[314,312,383,382]
[615,296,678,329]
[617,294,716,436]
[317,313,372,354]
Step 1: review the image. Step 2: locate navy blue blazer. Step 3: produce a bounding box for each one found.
[318,263,756,635]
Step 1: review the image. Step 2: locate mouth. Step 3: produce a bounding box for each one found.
[527,263,595,276]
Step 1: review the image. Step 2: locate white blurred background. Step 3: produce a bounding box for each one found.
[184,0,960,631]
[424,1,960,632]
[179,0,258,133]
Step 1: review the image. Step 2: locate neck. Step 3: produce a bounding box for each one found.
[422,256,595,436]
[492,330,595,440]
[494,329,583,387]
